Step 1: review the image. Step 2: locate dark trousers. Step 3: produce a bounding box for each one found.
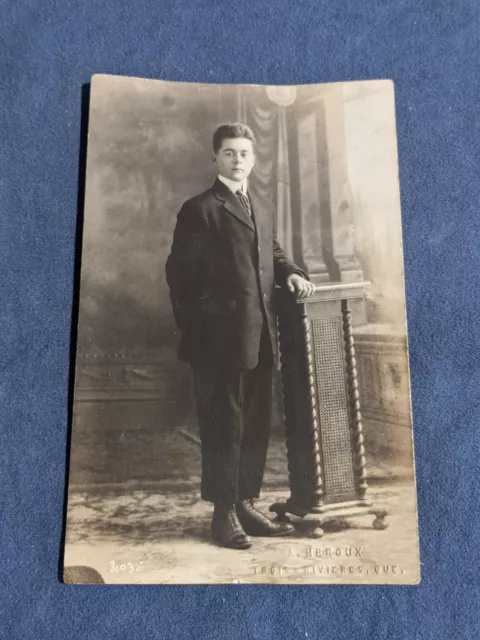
[191,323,273,504]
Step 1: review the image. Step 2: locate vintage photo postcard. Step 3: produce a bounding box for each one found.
[63,74,420,584]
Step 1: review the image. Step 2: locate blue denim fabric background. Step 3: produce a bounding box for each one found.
[1,1,479,638]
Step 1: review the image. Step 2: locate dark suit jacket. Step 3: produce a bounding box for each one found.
[165,178,307,370]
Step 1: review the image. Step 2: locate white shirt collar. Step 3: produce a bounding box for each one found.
[218,174,248,195]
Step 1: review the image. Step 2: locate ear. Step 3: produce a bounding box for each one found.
[211,153,217,164]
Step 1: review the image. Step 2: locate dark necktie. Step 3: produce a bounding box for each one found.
[236,190,252,217]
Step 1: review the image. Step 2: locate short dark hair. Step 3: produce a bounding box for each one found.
[212,123,256,153]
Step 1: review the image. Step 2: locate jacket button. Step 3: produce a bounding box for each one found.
[263,293,266,298]
[257,245,261,252]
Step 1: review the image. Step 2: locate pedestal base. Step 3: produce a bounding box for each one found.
[269,500,389,538]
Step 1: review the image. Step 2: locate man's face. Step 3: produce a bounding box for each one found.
[212,137,255,183]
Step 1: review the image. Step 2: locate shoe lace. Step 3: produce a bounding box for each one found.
[228,506,241,531]
[242,499,271,524]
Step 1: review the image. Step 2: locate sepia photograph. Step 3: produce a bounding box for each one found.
[63,74,420,584]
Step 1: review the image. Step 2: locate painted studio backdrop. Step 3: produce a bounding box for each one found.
[70,76,412,493]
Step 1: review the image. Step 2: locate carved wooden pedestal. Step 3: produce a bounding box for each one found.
[270,282,389,538]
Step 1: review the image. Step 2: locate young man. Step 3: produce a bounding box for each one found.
[166,123,315,550]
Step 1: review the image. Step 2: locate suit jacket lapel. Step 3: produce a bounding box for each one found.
[212,179,256,232]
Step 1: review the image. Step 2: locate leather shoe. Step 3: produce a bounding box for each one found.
[236,499,294,537]
[211,503,252,550]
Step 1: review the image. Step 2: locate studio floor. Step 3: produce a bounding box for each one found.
[63,429,420,585]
